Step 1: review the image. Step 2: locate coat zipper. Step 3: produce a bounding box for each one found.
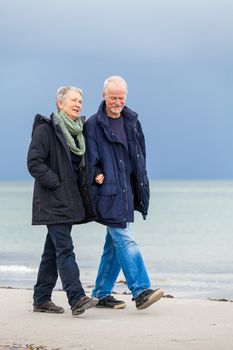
[134,123,144,208]
[120,144,128,219]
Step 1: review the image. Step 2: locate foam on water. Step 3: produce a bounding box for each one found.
[0,265,37,274]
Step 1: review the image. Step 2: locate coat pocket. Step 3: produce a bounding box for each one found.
[98,181,117,195]
[50,183,68,208]
[94,181,119,222]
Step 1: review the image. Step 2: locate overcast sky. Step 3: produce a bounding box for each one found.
[1,0,232,180]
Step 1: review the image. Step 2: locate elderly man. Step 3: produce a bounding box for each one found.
[84,76,164,310]
[27,86,98,317]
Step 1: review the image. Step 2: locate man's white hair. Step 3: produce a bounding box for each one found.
[56,86,83,103]
[103,76,128,95]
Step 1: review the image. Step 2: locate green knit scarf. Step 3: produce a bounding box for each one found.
[54,111,85,156]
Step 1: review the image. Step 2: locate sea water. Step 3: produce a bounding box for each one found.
[0,180,233,299]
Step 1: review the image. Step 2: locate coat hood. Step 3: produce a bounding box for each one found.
[31,114,50,136]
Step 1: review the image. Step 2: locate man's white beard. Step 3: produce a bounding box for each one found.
[111,107,123,114]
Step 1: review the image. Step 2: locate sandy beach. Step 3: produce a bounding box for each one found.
[0,288,232,350]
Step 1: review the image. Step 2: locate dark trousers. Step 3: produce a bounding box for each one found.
[33,223,85,307]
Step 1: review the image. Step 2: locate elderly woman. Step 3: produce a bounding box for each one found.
[27,86,97,317]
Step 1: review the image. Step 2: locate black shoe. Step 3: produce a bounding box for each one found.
[72,296,98,317]
[133,288,164,310]
[96,295,126,309]
[33,301,64,314]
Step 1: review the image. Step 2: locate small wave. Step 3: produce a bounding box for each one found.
[0,265,37,274]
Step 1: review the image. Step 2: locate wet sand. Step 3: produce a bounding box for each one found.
[0,288,232,350]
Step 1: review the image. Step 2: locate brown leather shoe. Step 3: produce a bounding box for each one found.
[33,300,64,314]
[72,295,98,317]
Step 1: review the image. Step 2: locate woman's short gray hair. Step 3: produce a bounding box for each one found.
[103,76,128,95]
[56,86,83,103]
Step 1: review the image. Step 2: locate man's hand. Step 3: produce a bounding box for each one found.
[95,173,105,185]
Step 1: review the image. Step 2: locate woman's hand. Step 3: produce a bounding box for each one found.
[95,173,104,185]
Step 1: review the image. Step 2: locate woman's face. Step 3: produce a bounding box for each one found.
[57,90,82,120]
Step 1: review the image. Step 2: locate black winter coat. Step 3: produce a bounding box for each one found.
[84,102,150,228]
[27,114,97,225]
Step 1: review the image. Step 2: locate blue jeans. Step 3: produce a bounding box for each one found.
[92,224,151,299]
[33,224,85,307]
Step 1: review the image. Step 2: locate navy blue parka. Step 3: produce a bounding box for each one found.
[84,102,150,228]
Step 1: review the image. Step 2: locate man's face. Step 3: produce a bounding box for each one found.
[57,90,82,120]
[103,82,127,118]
